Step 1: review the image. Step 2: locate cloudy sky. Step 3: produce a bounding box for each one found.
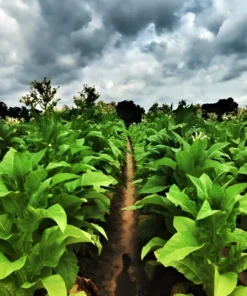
[1,0,247,110]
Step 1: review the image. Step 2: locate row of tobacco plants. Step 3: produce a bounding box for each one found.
[0,79,127,295]
[128,103,247,296]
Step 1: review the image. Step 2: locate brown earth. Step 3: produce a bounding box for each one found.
[78,138,148,296]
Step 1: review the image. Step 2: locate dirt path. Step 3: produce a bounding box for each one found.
[83,138,147,296]
[78,139,210,296]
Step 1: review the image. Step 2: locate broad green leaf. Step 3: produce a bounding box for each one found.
[22,275,67,296]
[135,194,174,210]
[206,142,229,160]
[167,185,198,217]
[148,157,177,170]
[0,148,16,176]
[209,183,225,209]
[229,286,247,296]
[139,176,169,194]
[155,217,203,266]
[19,204,67,233]
[80,171,117,188]
[155,232,203,266]
[225,255,247,274]
[239,196,247,215]
[51,173,79,187]
[109,140,120,160]
[86,131,104,139]
[29,225,93,277]
[84,191,110,209]
[52,194,84,213]
[0,277,22,296]
[176,150,194,173]
[29,178,51,208]
[196,200,221,221]
[72,163,96,174]
[204,160,238,177]
[90,223,108,240]
[46,161,71,170]
[30,149,47,168]
[187,174,213,201]
[10,137,26,146]
[223,183,247,211]
[225,183,247,201]
[0,214,12,239]
[0,181,9,196]
[24,170,47,195]
[64,225,93,245]
[54,251,78,290]
[0,253,26,279]
[76,138,85,146]
[171,253,206,285]
[213,268,237,296]
[13,153,32,190]
[141,237,166,260]
[239,164,247,175]
[42,275,67,296]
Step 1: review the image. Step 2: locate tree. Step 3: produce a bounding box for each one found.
[116,100,145,127]
[202,97,238,120]
[0,102,8,118]
[20,77,60,114]
[147,102,172,118]
[73,85,100,111]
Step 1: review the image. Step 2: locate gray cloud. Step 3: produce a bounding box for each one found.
[185,39,214,70]
[221,61,247,82]
[216,19,247,55]
[186,0,213,14]
[1,0,112,90]
[141,41,168,60]
[1,0,247,109]
[98,0,184,36]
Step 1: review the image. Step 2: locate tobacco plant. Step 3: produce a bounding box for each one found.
[129,112,247,296]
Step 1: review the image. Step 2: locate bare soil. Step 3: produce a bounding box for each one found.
[78,139,148,295]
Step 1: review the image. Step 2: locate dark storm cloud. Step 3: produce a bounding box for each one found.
[15,62,81,87]
[216,20,247,55]
[185,39,214,70]
[37,0,92,34]
[5,0,112,87]
[29,0,110,65]
[214,17,247,81]
[185,0,224,35]
[98,0,184,36]
[141,41,168,61]
[221,63,247,82]
[2,0,247,108]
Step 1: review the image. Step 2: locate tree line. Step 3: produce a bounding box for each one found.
[0,78,240,126]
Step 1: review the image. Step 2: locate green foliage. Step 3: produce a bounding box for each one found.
[129,111,247,296]
[73,84,100,111]
[20,78,60,114]
[0,102,127,295]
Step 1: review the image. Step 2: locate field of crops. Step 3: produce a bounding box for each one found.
[128,106,247,296]
[0,95,128,296]
[1,80,247,296]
